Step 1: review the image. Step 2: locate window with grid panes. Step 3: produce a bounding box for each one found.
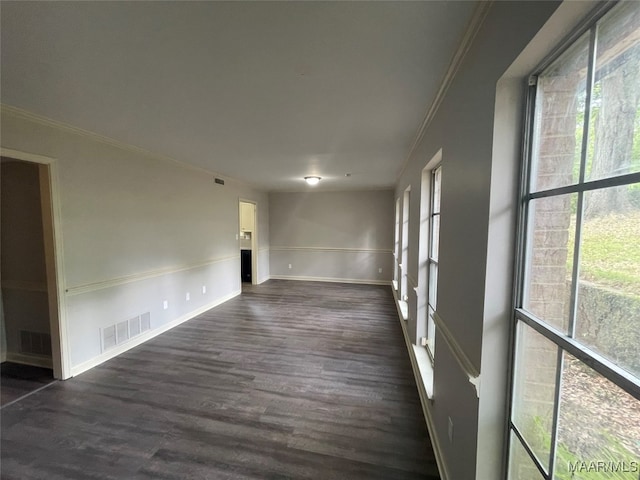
[508,3,640,479]
[426,165,441,359]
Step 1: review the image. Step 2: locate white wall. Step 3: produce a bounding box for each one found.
[269,190,393,284]
[393,2,576,479]
[0,107,269,376]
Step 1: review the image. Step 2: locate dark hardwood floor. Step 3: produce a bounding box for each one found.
[1,362,55,407]
[1,280,439,480]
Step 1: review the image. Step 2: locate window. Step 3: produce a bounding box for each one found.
[426,165,441,358]
[400,187,410,305]
[509,3,640,479]
[394,197,400,290]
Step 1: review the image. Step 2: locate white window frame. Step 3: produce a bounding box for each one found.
[399,187,411,305]
[393,197,401,291]
[425,164,441,360]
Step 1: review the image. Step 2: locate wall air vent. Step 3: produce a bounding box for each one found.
[116,321,129,344]
[140,312,151,332]
[102,325,117,351]
[101,312,151,352]
[214,178,225,185]
[20,331,52,356]
[129,316,141,337]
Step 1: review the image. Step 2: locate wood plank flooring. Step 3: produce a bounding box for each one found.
[1,280,439,480]
[1,362,55,407]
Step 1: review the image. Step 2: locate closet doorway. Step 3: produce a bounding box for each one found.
[1,150,68,402]
[239,200,258,287]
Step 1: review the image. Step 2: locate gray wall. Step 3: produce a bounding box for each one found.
[0,2,599,477]
[1,159,51,358]
[390,1,597,479]
[1,109,270,375]
[269,190,393,284]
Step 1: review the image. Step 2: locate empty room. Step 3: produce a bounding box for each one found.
[1,1,639,479]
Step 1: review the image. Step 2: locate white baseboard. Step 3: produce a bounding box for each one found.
[392,287,449,480]
[5,352,53,369]
[70,290,241,377]
[269,274,390,286]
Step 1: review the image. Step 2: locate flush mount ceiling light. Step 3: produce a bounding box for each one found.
[304,176,321,186]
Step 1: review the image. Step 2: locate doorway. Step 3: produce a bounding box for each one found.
[239,200,257,288]
[0,151,67,397]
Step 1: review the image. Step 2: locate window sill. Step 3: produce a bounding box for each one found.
[413,344,434,400]
[398,300,408,320]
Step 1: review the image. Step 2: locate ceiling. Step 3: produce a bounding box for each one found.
[1,1,477,191]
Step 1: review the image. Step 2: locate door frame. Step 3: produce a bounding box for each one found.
[239,198,259,285]
[1,147,71,379]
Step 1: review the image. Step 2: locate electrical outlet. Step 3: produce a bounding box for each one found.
[163,300,169,310]
[186,292,190,301]
[288,264,292,269]
[378,267,383,273]
[202,285,207,294]
[448,417,454,443]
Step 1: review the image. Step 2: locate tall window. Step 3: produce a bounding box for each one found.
[426,165,441,358]
[509,3,640,479]
[400,187,411,304]
[394,197,401,290]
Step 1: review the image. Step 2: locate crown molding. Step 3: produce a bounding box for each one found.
[0,104,263,191]
[396,1,493,183]
[270,185,395,194]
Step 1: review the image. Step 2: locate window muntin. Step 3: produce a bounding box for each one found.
[509,3,640,479]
